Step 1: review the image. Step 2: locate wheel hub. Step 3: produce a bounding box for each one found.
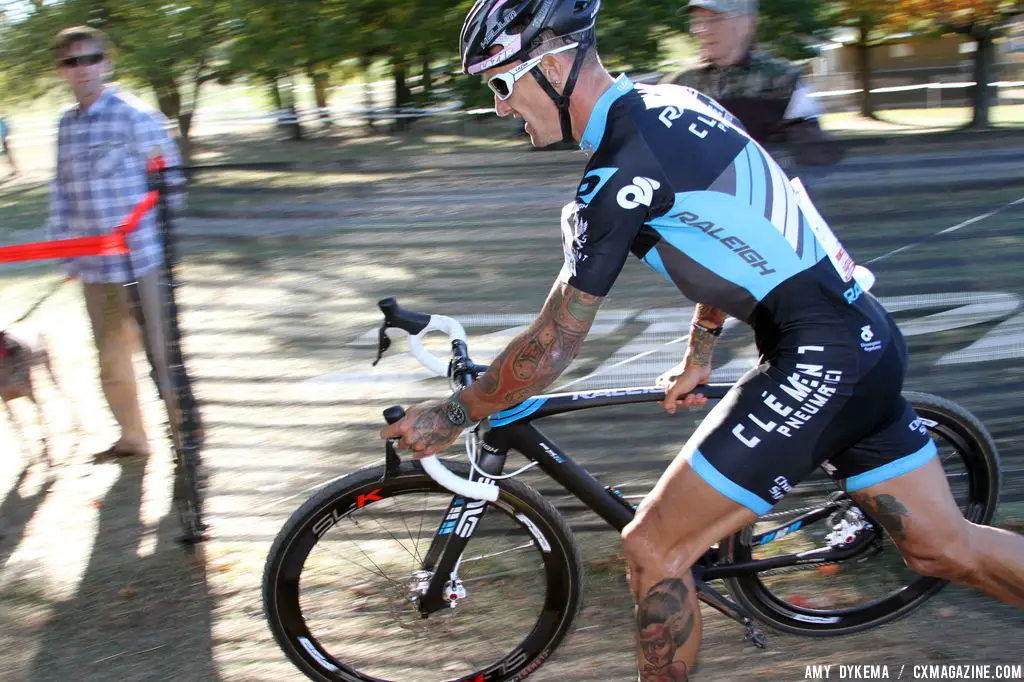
[407,570,467,609]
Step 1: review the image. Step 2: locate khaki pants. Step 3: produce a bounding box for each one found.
[83,270,171,454]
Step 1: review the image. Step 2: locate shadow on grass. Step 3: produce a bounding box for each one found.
[25,454,218,682]
[0,466,54,571]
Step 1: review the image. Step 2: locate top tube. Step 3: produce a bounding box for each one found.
[489,383,732,427]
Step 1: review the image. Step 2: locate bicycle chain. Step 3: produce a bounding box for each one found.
[755,560,840,577]
[748,499,846,577]
[758,504,821,520]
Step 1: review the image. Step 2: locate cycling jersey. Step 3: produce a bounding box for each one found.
[558,75,935,513]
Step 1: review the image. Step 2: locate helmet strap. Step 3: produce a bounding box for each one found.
[524,40,591,144]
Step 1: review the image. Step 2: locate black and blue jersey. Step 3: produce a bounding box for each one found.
[550,75,936,514]
[561,75,872,353]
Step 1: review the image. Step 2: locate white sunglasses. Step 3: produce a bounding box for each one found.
[487,42,580,101]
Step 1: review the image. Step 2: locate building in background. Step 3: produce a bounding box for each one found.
[808,26,1024,112]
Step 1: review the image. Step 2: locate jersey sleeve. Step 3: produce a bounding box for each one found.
[558,166,658,297]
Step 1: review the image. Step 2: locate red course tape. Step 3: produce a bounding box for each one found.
[0,190,159,264]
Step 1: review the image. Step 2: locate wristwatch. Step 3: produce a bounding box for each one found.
[692,322,723,337]
[443,391,472,428]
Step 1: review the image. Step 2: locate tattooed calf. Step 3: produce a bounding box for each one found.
[863,494,911,542]
[637,578,695,682]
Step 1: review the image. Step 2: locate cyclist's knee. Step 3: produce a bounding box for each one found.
[622,510,704,577]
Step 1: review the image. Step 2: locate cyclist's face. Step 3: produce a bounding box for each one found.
[483,52,564,148]
[690,8,755,67]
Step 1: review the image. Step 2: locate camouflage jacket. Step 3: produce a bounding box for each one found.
[661,48,815,143]
[661,48,843,166]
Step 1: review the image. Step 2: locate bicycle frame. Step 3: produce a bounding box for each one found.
[399,384,875,621]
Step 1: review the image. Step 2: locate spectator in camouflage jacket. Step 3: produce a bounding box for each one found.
[661,0,844,167]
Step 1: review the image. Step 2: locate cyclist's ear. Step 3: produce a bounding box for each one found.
[537,55,566,91]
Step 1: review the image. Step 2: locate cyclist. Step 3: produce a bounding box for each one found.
[382,1,1024,678]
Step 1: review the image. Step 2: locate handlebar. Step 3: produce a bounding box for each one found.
[375,297,469,377]
[378,298,497,501]
[382,402,498,503]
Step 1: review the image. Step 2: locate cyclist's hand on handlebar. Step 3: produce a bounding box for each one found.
[379,399,464,458]
[660,364,712,414]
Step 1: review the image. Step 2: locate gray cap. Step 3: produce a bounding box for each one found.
[688,0,758,15]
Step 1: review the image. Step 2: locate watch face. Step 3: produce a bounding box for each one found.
[445,399,468,426]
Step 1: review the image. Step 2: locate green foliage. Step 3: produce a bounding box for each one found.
[756,0,837,60]
[596,2,677,72]
[14,0,1004,131]
[0,0,229,144]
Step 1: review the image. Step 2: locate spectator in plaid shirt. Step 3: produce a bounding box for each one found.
[47,25,186,458]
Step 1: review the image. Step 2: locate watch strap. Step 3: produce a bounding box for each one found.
[443,391,472,428]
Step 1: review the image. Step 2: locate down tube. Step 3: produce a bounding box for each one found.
[501,422,636,531]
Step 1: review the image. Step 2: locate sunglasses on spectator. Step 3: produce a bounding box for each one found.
[487,42,579,101]
[59,53,104,68]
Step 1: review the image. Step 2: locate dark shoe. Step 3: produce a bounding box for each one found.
[94,443,150,461]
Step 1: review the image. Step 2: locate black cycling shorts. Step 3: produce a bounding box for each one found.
[683,302,936,515]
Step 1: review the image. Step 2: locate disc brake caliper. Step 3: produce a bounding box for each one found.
[825,506,872,549]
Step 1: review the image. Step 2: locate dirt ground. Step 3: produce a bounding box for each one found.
[1,127,1023,682]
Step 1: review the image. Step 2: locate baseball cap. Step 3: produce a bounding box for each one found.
[688,0,758,15]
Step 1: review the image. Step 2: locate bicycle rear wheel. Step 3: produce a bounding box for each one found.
[722,391,1000,636]
[263,460,584,682]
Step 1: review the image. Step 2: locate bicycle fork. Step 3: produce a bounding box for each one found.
[383,434,507,617]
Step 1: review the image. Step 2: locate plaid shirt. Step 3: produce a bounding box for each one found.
[47,85,186,283]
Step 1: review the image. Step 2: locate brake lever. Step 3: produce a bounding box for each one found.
[371,322,391,367]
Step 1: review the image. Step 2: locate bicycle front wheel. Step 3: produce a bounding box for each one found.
[263,460,584,682]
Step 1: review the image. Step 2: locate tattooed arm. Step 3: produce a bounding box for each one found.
[380,279,602,456]
[659,303,726,415]
[462,280,601,420]
[687,304,726,369]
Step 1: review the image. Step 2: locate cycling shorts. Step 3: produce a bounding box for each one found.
[682,296,936,514]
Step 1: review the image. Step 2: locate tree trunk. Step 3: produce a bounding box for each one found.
[267,74,284,111]
[420,54,432,100]
[285,76,303,140]
[307,65,332,127]
[969,29,996,129]
[361,55,376,133]
[269,74,302,140]
[176,112,194,163]
[150,78,192,165]
[393,62,412,132]
[856,22,876,119]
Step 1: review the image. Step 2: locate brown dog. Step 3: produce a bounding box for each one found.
[0,326,61,466]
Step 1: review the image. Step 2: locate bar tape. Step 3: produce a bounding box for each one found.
[0,190,159,264]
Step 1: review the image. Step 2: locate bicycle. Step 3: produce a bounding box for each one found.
[263,297,1001,682]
